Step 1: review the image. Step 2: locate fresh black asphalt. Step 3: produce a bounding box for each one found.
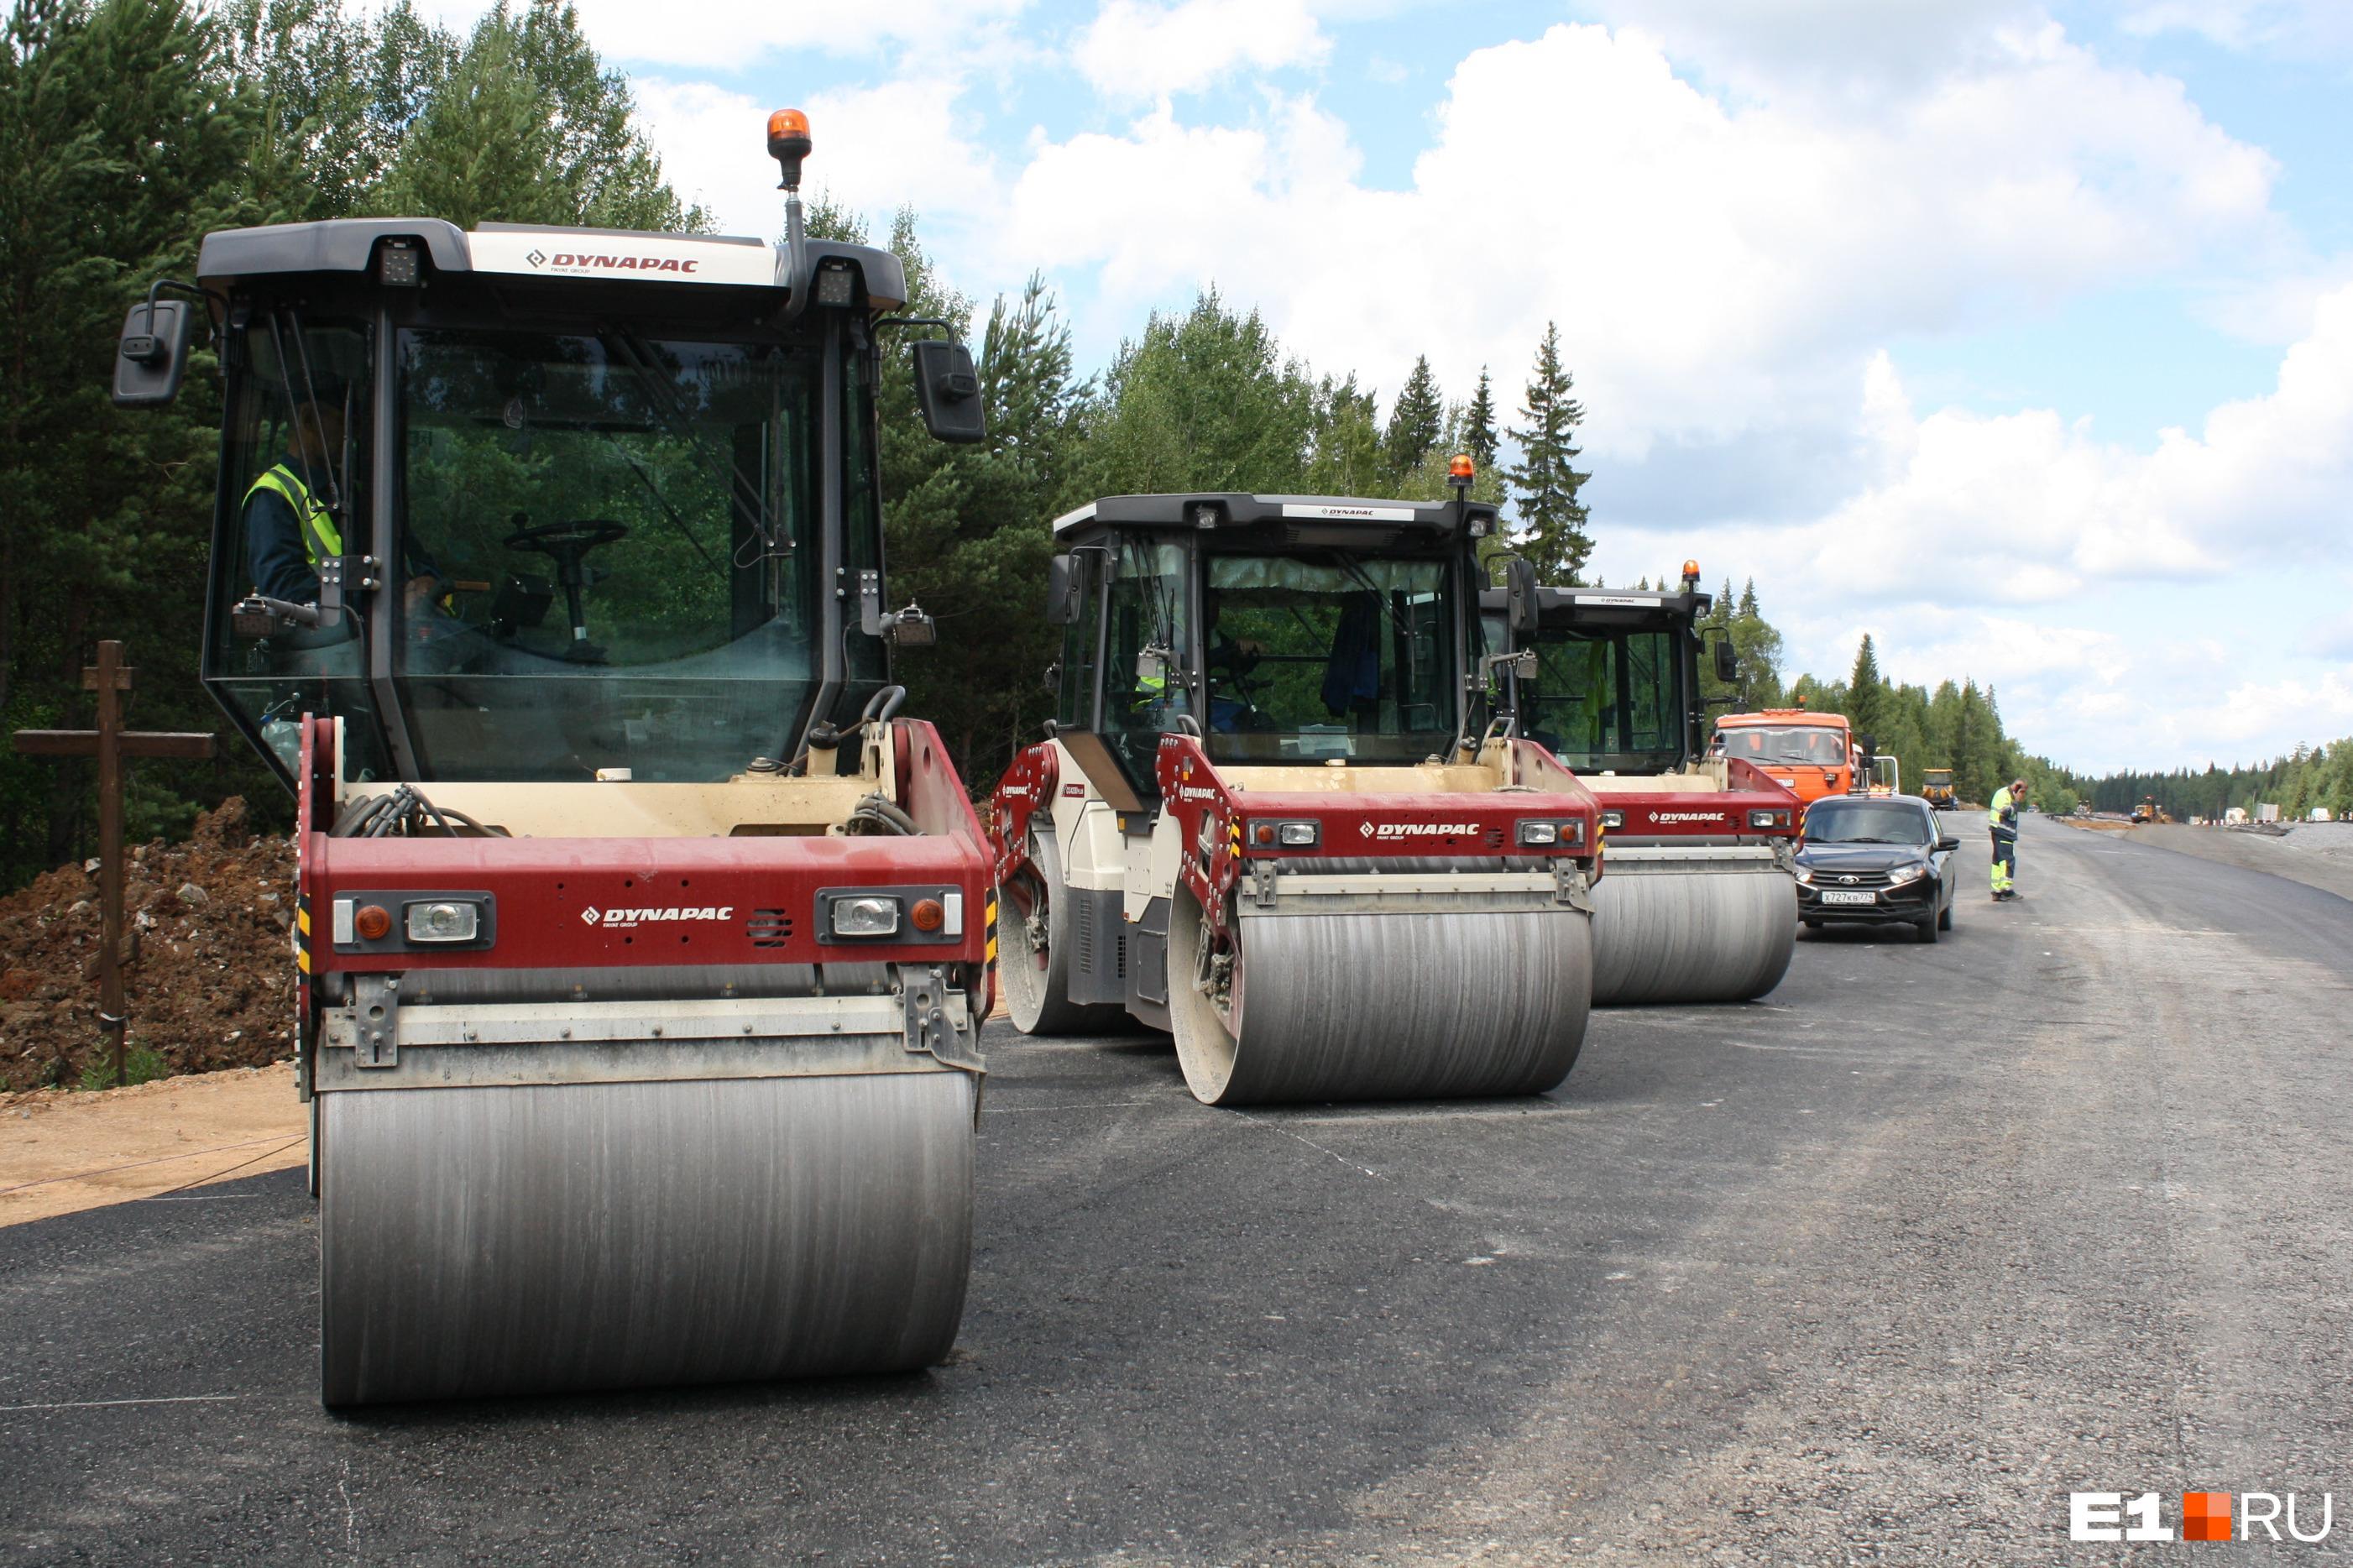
[4,815,2349,1563]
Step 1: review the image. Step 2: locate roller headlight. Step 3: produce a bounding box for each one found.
[1748,808,1791,830]
[405,900,480,943]
[1599,809,1624,830]
[1249,818,1320,847]
[830,894,902,936]
[1517,819,1585,847]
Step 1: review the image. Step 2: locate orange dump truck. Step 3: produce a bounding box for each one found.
[1712,708,1857,804]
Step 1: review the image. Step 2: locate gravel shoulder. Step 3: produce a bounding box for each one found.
[2063,818,2353,905]
[0,1062,304,1226]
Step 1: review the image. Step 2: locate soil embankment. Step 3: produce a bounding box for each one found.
[0,799,295,1092]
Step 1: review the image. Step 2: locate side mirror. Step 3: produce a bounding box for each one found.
[113,299,195,408]
[1937,835,1960,853]
[1712,636,1739,683]
[1045,554,1080,624]
[912,339,986,444]
[1137,645,1170,687]
[1856,733,1876,755]
[1503,556,1540,637]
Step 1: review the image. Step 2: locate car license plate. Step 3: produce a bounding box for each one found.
[1821,889,1876,906]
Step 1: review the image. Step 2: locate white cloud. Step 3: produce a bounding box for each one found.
[1074,0,1333,98]
[634,76,1002,242]
[1003,22,2277,464]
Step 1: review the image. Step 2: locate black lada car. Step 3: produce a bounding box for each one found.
[1795,794,1959,941]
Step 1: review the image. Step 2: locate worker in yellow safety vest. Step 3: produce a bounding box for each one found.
[245,395,442,619]
[1988,777,2026,901]
[243,400,346,608]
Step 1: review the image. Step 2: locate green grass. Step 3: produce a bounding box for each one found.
[76,1039,169,1091]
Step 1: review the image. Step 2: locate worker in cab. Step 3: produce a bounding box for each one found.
[243,398,347,610]
[243,390,443,621]
[1989,776,2026,900]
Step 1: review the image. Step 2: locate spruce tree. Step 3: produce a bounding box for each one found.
[1504,322,1593,582]
[1381,354,1441,488]
[1464,367,1499,474]
[1848,634,1887,743]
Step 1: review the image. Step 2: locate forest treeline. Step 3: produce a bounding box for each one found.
[0,0,2244,890]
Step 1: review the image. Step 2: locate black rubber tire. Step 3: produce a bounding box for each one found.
[996,830,1127,1037]
[1916,914,1939,943]
[1937,900,1953,931]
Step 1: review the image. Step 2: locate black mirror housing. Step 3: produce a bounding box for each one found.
[113,299,195,407]
[912,339,986,444]
[1045,554,1080,624]
[1937,835,1960,852]
[1713,636,1739,682]
[1503,557,1540,636]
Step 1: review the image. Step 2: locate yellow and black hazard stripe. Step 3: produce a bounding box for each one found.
[1228,817,1242,860]
[983,891,998,968]
[295,891,312,975]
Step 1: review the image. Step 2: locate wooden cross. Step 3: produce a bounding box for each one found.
[12,641,215,1087]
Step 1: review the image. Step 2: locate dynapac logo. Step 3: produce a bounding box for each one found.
[582,905,735,928]
[1359,822,1480,839]
[1655,811,1728,823]
[527,251,701,274]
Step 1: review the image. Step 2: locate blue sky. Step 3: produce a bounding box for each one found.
[418,0,2353,773]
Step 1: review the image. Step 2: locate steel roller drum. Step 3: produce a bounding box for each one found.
[1590,859,1796,1005]
[318,1069,975,1405]
[998,830,1125,1036]
[1167,891,1592,1105]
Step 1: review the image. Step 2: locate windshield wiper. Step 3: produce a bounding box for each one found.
[602,328,777,561]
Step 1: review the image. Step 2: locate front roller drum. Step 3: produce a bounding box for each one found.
[318,1069,975,1405]
[1166,887,1592,1105]
[997,829,1127,1036]
[1591,865,1796,1005]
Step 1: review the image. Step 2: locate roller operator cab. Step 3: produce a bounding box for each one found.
[115,115,996,1406]
[990,483,1604,1106]
[1482,567,1802,1005]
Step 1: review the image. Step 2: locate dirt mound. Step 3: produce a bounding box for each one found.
[0,798,296,1091]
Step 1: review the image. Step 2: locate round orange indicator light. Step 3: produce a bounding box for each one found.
[1682,558,1700,579]
[910,898,944,933]
[1448,452,1474,479]
[354,904,392,940]
[1253,823,1276,844]
[767,108,810,141]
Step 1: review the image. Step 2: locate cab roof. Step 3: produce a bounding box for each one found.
[1051,492,1496,540]
[195,217,908,311]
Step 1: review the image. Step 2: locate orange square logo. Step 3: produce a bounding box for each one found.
[2183,1491,2231,1542]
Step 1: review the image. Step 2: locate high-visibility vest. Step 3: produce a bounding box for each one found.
[244,463,342,565]
[1988,786,2014,829]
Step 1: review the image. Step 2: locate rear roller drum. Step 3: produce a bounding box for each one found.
[997,830,1126,1036]
[318,1069,975,1406]
[1590,868,1796,1005]
[1166,886,1592,1106]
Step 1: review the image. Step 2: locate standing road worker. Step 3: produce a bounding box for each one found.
[1989,776,2026,900]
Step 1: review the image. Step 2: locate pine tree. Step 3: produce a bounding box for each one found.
[1504,322,1593,583]
[1464,367,1499,474]
[1381,355,1441,489]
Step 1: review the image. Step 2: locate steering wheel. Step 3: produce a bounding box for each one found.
[501,519,629,662]
[504,518,629,554]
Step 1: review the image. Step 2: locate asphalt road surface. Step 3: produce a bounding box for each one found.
[5,815,2350,1564]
